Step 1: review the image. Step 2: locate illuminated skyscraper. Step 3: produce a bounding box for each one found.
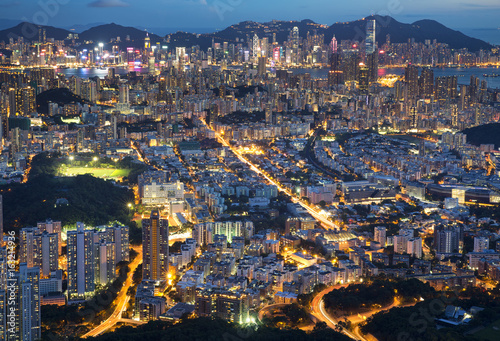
[405,65,419,100]
[20,227,59,278]
[328,36,343,86]
[257,56,266,76]
[67,223,95,301]
[365,19,376,55]
[176,47,186,71]
[366,49,378,84]
[252,34,260,58]
[291,27,299,49]
[358,63,369,95]
[342,48,360,82]
[118,84,129,104]
[142,210,169,283]
[419,67,434,98]
[15,86,36,116]
[67,223,122,301]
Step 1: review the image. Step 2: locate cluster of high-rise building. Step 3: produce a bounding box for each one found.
[1,15,500,339]
[67,223,129,301]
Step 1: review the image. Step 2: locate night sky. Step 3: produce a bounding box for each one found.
[0,0,499,37]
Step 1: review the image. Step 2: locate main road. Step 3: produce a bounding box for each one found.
[208,124,340,230]
[82,245,143,338]
[309,284,368,341]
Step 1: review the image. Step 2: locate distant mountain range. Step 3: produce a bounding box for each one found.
[0,16,494,51]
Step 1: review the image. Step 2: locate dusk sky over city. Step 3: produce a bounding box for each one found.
[0,0,500,32]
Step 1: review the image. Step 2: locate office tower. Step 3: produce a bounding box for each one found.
[252,34,260,58]
[374,226,386,246]
[474,237,489,253]
[451,105,458,128]
[144,33,151,50]
[291,27,299,48]
[366,49,378,84]
[67,223,95,301]
[365,19,376,55]
[434,225,463,254]
[328,36,343,86]
[407,238,423,258]
[11,264,41,341]
[20,228,58,278]
[176,47,186,71]
[108,67,116,79]
[118,84,129,104]
[419,67,434,98]
[358,63,369,95]
[405,65,419,100]
[291,27,299,64]
[148,56,155,74]
[142,210,169,283]
[37,219,62,255]
[342,48,360,82]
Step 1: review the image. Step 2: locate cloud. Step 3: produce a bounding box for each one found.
[88,0,129,8]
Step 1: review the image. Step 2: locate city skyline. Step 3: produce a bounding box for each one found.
[0,0,499,36]
[1,1,500,339]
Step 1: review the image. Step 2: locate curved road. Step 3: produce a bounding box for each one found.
[309,284,367,341]
[82,246,143,338]
[208,123,340,231]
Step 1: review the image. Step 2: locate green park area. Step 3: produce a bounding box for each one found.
[59,165,131,179]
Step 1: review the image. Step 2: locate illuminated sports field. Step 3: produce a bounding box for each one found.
[60,166,131,178]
